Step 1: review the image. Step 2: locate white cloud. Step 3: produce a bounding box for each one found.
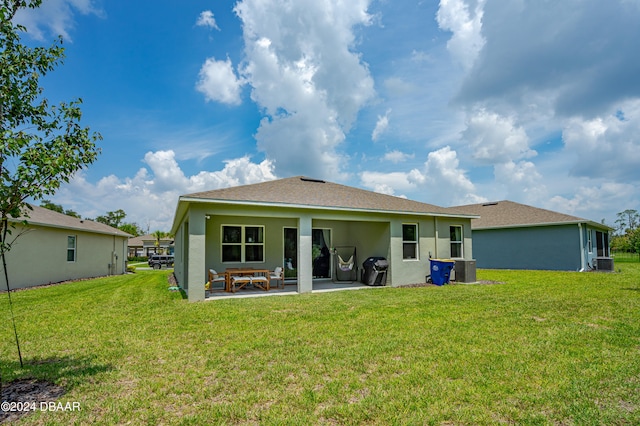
[434,0,640,225]
[196,10,220,30]
[230,0,376,179]
[361,146,486,205]
[196,57,244,105]
[454,1,640,118]
[372,110,391,141]
[383,150,414,164]
[13,0,103,41]
[547,182,638,223]
[493,160,546,204]
[436,0,486,69]
[360,171,420,196]
[53,151,276,231]
[421,146,484,204]
[562,100,640,181]
[462,109,536,164]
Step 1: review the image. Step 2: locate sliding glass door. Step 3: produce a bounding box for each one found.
[283,227,332,279]
[283,228,297,279]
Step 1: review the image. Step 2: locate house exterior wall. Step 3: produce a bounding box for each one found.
[173,221,187,287]
[471,224,582,270]
[173,201,474,300]
[205,214,298,274]
[387,216,473,286]
[434,217,473,260]
[3,223,128,290]
[582,225,611,270]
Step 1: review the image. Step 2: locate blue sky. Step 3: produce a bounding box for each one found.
[15,0,640,231]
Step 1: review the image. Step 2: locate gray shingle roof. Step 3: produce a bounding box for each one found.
[13,205,131,237]
[128,234,174,246]
[182,176,474,217]
[452,200,610,230]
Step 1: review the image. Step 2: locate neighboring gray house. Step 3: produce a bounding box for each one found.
[2,205,131,290]
[128,234,174,258]
[452,200,613,271]
[170,176,478,302]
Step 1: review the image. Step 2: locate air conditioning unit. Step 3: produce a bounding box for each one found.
[454,259,477,283]
[595,257,614,272]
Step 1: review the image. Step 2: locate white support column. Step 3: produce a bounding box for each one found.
[187,208,206,302]
[298,214,313,293]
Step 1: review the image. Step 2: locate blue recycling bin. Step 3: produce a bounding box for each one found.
[429,259,456,285]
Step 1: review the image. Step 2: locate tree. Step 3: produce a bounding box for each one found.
[40,199,64,213]
[151,230,174,254]
[630,228,640,255]
[1,0,101,367]
[40,199,81,218]
[95,209,126,228]
[153,230,169,253]
[119,222,143,237]
[64,209,81,219]
[93,209,142,236]
[615,209,640,235]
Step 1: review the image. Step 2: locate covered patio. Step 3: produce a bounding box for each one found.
[170,177,476,302]
[204,278,375,300]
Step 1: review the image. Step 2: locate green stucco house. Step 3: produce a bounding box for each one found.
[452,200,614,271]
[170,176,478,302]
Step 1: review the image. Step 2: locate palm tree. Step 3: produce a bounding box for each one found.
[153,230,168,254]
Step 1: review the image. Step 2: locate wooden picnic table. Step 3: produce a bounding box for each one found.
[224,268,270,292]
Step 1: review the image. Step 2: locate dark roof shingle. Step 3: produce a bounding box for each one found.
[452,200,609,230]
[182,176,473,217]
[13,205,131,237]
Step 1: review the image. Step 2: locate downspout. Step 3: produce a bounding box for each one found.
[112,235,117,276]
[433,217,439,259]
[578,223,585,272]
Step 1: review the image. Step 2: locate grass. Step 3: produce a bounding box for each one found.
[612,251,640,263]
[1,266,639,425]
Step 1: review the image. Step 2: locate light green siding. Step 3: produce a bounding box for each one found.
[173,201,474,301]
[3,223,128,290]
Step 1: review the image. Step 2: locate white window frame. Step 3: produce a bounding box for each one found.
[221,225,265,263]
[67,235,77,262]
[587,229,593,253]
[402,223,419,261]
[450,225,463,259]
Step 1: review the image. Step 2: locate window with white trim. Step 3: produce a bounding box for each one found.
[402,224,418,260]
[222,225,264,263]
[587,230,593,253]
[67,235,77,262]
[450,225,463,258]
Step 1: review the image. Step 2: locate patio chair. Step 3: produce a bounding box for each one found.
[251,273,269,291]
[333,246,358,282]
[208,269,227,292]
[338,254,355,272]
[269,266,284,289]
[230,274,252,292]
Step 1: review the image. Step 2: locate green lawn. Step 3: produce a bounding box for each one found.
[1,266,639,425]
[612,251,640,263]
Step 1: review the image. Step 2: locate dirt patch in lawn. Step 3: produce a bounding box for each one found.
[0,378,65,424]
